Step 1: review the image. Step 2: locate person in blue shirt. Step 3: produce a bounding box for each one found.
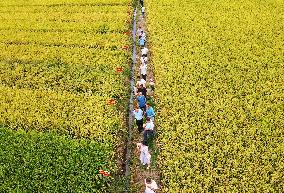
[139,37,146,47]
[136,92,146,112]
[133,106,144,132]
[145,103,155,121]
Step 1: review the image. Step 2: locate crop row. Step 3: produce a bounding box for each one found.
[0,0,130,6]
[0,31,127,44]
[0,85,124,141]
[0,60,129,95]
[147,0,284,192]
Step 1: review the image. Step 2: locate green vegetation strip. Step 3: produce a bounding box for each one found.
[0,128,115,193]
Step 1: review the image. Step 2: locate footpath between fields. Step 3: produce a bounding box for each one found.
[125,1,162,192]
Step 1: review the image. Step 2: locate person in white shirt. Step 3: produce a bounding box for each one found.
[136,76,146,87]
[133,107,144,132]
[137,26,143,39]
[140,56,145,65]
[140,55,148,65]
[141,30,146,40]
[141,46,149,57]
[143,117,154,145]
[135,76,146,95]
[142,7,145,18]
[140,62,147,81]
[144,56,148,64]
[144,117,154,131]
[137,142,151,169]
[145,178,159,193]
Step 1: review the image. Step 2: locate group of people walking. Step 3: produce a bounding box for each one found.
[132,3,159,193]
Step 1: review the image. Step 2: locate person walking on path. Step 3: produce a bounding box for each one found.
[140,0,144,7]
[140,56,145,65]
[141,46,149,57]
[145,103,155,121]
[137,84,147,98]
[135,76,146,95]
[133,106,144,132]
[149,78,155,92]
[140,55,148,65]
[140,61,147,81]
[142,6,146,18]
[137,141,151,169]
[140,30,146,40]
[143,117,154,145]
[136,92,146,112]
[144,178,159,193]
[136,76,146,87]
[139,36,146,47]
[137,26,143,39]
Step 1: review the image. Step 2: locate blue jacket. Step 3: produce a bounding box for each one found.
[139,38,145,46]
[146,107,155,118]
[136,95,146,107]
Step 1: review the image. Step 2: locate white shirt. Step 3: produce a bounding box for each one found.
[137,28,143,36]
[141,47,149,55]
[142,7,145,12]
[141,32,146,39]
[143,56,148,64]
[137,78,146,86]
[140,64,147,75]
[145,187,155,193]
[140,57,145,65]
[133,109,143,120]
[145,121,154,130]
[145,179,158,193]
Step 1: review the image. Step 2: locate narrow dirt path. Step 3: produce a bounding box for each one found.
[130,4,161,193]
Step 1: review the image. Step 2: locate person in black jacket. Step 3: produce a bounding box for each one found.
[140,0,144,7]
[137,84,147,98]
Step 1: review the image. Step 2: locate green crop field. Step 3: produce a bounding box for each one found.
[147,0,284,192]
[0,0,132,192]
[0,128,115,192]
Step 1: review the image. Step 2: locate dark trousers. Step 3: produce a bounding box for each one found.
[136,119,143,132]
[143,130,154,145]
[139,105,146,113]
[141,74,147,81]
